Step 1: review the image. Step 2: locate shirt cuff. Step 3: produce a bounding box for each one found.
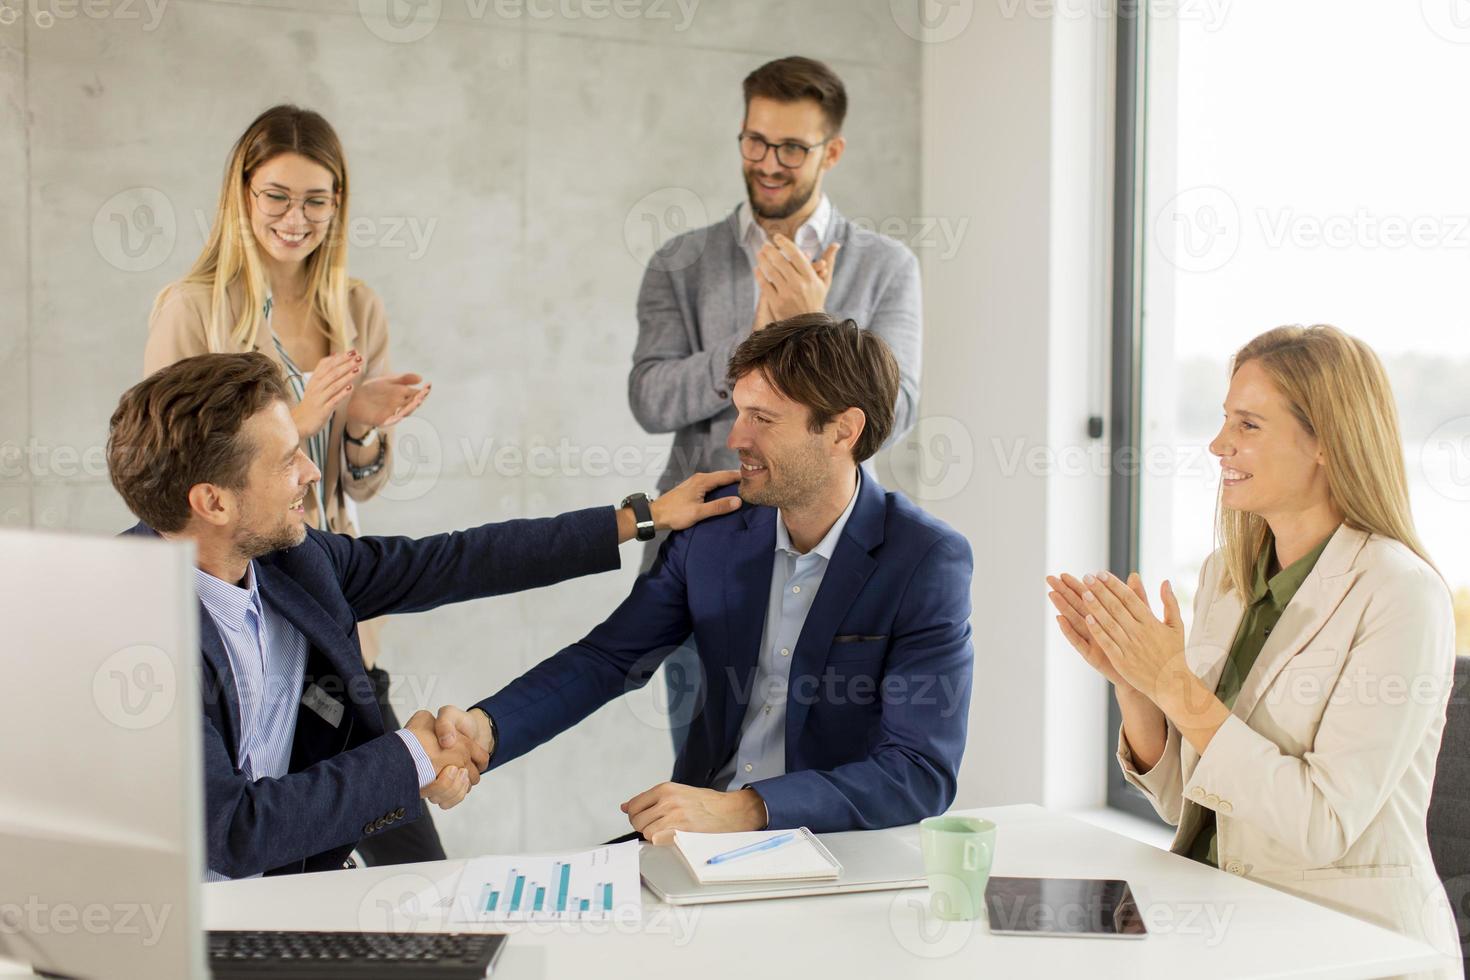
[394,729,438,790]
[741,784,771,830]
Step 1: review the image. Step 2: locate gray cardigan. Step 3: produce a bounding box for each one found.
[629,203,922,491]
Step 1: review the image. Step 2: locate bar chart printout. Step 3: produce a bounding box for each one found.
[450,842,641,923]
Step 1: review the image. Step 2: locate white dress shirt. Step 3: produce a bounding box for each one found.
[737,194,833,313]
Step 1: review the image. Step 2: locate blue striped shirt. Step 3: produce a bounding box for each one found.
[194,562,435,881]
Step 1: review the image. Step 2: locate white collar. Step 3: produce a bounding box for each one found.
[738,193,832,253]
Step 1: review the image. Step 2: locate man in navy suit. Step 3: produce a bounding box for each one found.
[438,314,974,838]
[106,352,741,877]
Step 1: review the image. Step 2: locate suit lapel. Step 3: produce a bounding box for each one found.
[1188,584,1243,697]
[1231,526,1368,722]
[720,506,777,752]
[784,476,884,750]
[253,561,375,721]
[197,604,243,755]
[728,210,755,321]
[1179,557,1244,775]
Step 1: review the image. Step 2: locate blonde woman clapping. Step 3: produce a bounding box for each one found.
[1049,325,1461,978]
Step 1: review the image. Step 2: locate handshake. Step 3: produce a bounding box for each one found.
[404,705,495,810]
[399,704,769,840]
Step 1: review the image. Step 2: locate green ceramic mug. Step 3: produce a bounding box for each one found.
[919,815,996,921]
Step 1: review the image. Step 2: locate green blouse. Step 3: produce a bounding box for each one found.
[1183,529,1336,867]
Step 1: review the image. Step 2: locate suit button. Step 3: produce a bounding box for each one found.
[1225,860,1245,875]
[1189,786,1206,801]
[363,823,374,835]
[394,808,405,819]
[374,818,387,830]
[1205,794,1220,808]
[1217,800,1234,814]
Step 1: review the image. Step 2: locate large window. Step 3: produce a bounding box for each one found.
[1110,2,1470,815]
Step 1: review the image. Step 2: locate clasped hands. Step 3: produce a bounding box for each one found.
[404,705,494,810]
[422,706,767,840]
[1046,569,1208,718]
[754,232,840,330]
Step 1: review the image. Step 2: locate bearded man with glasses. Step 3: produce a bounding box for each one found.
[628,56,924,754]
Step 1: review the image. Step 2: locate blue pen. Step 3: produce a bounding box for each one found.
[706,832,798,865]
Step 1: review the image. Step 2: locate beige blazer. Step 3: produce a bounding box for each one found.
[1119,525,1462,979]
[143,277,395,537]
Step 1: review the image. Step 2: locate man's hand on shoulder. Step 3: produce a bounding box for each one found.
[615,470,742,543]
[650,470,743,533]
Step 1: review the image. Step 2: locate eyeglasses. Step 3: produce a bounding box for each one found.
[738,132,830,169]
[249,185,337,224]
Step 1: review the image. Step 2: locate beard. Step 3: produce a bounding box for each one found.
[233,497,309,561]
[744,166,819,221]
[738,444,828,511]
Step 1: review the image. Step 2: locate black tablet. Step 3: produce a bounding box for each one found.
[984,876,1147,938]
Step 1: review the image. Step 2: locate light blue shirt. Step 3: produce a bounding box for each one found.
[194,562,435,881]
[713,471,862,792]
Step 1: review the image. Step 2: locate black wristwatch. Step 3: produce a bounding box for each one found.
[620,491,657,542]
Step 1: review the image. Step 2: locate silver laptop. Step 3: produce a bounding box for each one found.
[641,828,927,905]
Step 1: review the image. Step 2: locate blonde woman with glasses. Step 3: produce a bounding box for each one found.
[146,104,428,539]
[145,104,437,866]
[1048,325,1461,977]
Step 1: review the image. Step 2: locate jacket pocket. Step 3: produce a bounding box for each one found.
[825,638,888,663]
[1300,864,1412,881]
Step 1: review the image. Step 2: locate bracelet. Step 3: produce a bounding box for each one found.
[345,436,387,480]
[344,425,379,448]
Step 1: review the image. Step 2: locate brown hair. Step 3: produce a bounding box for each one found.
[726,313,898,463]
[742,56,848,135]
[108,353,290,533]
[153,104,352,354]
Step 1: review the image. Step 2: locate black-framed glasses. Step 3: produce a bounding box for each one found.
[249,185,337,224]
[738,131,830,169]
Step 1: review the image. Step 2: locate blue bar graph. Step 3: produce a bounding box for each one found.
[457,845,634,923]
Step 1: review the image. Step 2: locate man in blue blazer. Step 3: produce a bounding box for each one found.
[439,315,974,838]
[107,352,740,877]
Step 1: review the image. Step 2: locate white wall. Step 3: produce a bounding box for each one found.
[918,1,1113,811]
[0,0,924,857]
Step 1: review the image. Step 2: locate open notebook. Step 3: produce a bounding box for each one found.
[672,828,842,885]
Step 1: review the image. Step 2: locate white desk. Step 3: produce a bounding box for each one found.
[204,804,1450,979]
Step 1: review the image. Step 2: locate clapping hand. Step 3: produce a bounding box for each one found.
[347,372,431,430]
[754,234,839,321]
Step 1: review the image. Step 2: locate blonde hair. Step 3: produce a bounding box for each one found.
[1217,324,1435,595]
[154,105,351,353]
